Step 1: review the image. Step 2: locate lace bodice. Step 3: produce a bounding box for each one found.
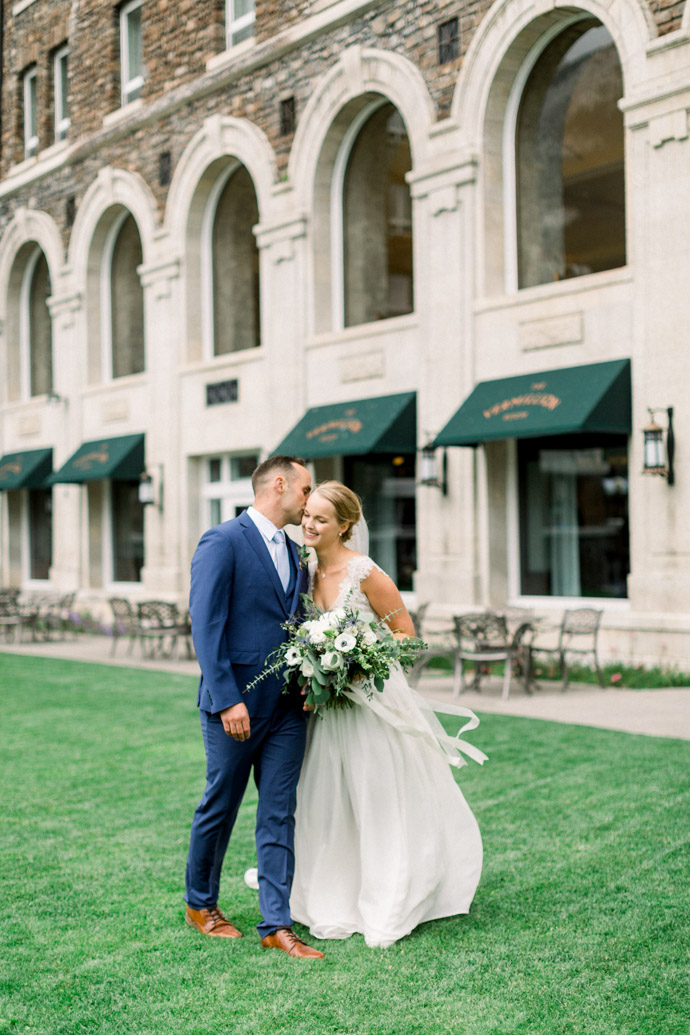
[308,555,383,614]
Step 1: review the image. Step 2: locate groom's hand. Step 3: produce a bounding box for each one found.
[220,702,251,741]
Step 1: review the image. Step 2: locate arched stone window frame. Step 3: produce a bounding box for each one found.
[449,0,656,299]
[0,209,62,406]
[166,115,276,366]
[288,47,433,338]
[69,168,157,386]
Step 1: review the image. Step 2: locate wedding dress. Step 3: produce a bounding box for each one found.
[290,556,486,949]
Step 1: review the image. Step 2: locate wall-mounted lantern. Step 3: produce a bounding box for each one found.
[642,407,675,485]
[419,444,448,495]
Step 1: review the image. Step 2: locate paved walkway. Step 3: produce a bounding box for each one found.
[1,634,689,741]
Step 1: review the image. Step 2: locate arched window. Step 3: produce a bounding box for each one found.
[516,21,625,288]
[20,247,53,398]
[205,164,260,355]
[108,213,145,377]
[341,102,413,327]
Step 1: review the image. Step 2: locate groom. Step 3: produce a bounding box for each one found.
[184,455,324,959]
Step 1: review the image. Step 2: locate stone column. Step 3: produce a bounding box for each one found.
[624,87,690,616]
[254,199,309,451]
[137,255,184,595]
[408,145,483,608]
[46,289,84,591]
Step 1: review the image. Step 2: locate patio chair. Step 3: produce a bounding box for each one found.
[408,605,464,696]
[528,607,604,691]
[137,600,192,658]
[453,612,535,700]
[108,597,140,656]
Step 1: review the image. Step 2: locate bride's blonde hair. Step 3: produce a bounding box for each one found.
[311,481,362,543]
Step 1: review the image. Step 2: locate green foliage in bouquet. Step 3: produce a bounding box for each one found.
[245,593,428,713]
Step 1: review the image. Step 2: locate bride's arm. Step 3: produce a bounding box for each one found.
[360,568,415,637]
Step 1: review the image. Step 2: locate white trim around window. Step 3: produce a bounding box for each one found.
[330,97,387,331]
[501,13,591,295]
[120,0,144,107]
[54,45,70,142]
[23,66,38,159]
[226,0,255,48]
[18,246,42,399]
[200,161,240,361]
[100,210,130,381]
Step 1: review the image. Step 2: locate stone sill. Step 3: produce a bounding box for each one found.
[307,313,418,350]
[102,98,145,130]
[474,267,634,315]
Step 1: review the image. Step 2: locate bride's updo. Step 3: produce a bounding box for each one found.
[311,481,362,543]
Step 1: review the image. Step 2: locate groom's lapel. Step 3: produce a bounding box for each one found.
[286,537,304,616]
[239,513,289,613]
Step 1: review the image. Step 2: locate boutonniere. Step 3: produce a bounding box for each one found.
[297,544,310,570]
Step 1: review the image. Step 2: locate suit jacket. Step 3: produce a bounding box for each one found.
[189,510,308,717]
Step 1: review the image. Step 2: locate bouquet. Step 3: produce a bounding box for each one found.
[246,595,428,713]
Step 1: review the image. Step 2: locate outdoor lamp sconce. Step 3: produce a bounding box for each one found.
[420,444,448,495]
[139,465,164,510]
[642,407,675,485]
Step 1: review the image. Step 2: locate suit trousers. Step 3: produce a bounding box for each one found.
[185,706,307,936]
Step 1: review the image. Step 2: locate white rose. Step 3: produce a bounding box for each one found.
[307,628,326,645]
[322,609,346,629]
[334,632,357,653]
[285,647,301,666]
[361,627,377,647]
[321,650,344,672]
[301,620,317,635]
[301,661,315,678]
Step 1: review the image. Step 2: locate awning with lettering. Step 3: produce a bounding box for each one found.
[273,392,416,458]
[0,448,53,490]
[433,359,631,447]
[50,434,145,483]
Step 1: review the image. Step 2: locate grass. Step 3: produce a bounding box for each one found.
[1,653,688,1035]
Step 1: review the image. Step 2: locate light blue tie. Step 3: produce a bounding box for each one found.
[272,529,291,593]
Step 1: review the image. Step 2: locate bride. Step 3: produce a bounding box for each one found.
[290,481,486,949]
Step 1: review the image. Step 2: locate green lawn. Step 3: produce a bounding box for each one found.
[0,654,688,1035]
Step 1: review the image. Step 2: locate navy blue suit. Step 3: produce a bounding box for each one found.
[184,510,309,936]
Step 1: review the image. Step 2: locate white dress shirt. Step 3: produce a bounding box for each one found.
[246,506,291,591]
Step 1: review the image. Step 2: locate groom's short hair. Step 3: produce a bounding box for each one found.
[252,455,307,494]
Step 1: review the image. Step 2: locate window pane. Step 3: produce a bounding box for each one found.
[111,214,145,377]
[127,7,142,80]
[517,23,625,288]
[112,480,144,582]
[209,499,222,527]
[233,0,254,18]
[29,252,53,397]
[58,52,69,123]
[344,454,416,591]
[343,104,413,326]
[518,439,629,598]
[208,458,222,482]
[212,166,260,354]
[230,455,258,480]
[29,489,52,580]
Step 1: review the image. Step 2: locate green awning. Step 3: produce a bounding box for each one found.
[51,434,145,483]
[434,359,631,447]
[0,448,53,490]
[273,392,416,458]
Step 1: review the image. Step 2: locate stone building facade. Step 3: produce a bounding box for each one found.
[1,0,690,666]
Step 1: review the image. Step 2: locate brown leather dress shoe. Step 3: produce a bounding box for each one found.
[185,905,243,938]
[260,927,324,959]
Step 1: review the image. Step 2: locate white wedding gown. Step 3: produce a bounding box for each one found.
[290,556,486,948]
